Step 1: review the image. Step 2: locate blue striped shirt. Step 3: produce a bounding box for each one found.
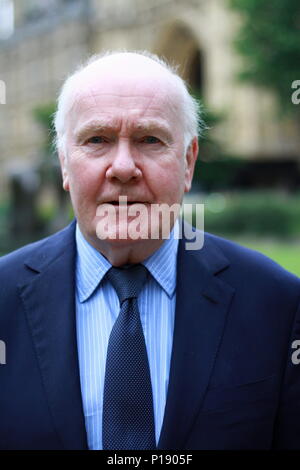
[75,223,179,450]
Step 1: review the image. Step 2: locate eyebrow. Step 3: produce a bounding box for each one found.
[134,120,172,136]
[74,119,114,142]
[73,118,173,143]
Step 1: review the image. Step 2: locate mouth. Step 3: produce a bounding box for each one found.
[106,201,149,206]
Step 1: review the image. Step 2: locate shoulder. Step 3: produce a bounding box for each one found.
[0,221,76,284]
[205,231,297,276]
[180,222,300,301]
[203,231,300,298]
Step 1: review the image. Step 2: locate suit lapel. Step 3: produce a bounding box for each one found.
[18,222,88,450]
[158,230,235,449]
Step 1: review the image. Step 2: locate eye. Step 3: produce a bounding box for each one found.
[86,136,107,144]
[141,136,161,144]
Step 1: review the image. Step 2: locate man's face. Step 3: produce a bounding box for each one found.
[59,64,198,248]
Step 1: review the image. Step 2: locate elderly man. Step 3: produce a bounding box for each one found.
[0,51,300,451]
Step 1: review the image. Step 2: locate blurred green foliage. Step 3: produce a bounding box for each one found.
[192,191,300,238]
[229,0,300,113]
[32,102,56,155]
[195,158,246,191]
[191,90,235,189]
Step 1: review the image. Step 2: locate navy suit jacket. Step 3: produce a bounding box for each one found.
[0,221,300,450]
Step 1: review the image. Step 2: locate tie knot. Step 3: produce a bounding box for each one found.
[106,264,149,304]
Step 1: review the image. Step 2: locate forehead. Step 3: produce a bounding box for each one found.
[66,71,184,133]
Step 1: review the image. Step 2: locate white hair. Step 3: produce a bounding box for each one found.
[54,50,203,154]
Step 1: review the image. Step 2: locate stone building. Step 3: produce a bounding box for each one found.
[0,0,299,191]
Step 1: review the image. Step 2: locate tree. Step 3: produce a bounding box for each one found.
[229,0,300,113]
[32,102,57,156]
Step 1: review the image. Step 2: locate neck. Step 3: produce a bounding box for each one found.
[84,235,167,267]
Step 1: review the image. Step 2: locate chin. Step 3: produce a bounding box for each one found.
[95,222,150,243]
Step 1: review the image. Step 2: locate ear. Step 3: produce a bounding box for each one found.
[184,136,198,193]
[58,149,70,191]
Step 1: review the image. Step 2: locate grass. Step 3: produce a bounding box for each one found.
[232,238,300,278]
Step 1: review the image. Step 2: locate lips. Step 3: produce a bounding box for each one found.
[108,201,147,205]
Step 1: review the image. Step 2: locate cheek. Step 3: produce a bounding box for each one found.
[68,159,104,202]
[146,158,185,200]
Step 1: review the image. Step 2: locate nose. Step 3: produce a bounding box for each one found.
[106,141,142,184]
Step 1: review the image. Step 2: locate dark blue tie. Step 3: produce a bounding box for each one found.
[102,264,156,450]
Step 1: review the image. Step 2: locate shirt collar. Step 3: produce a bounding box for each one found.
[75,225,111,303]
[75,221,179,303]
[143,221,179,298]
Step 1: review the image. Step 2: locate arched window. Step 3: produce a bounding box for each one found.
[154,22,205,98]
